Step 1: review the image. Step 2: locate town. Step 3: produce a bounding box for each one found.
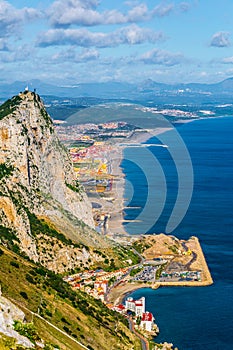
[57,118,212,348]
[62,232,210,348]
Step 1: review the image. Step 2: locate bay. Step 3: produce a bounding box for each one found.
[122,117,233,349]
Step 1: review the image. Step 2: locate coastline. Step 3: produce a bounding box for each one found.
[107,127,173,235]
[107,235,213,306]
[102,116,224,236]
[105,121,213,306]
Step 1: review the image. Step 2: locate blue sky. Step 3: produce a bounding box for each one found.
[1,0,233,85]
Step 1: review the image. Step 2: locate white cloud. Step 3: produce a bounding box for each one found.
[0,44,33,63]
[179,2,193,12]
[127,3,150,22]
[139,48,185,66]
[0,0,41,37]
[210,31,231,47]
[222,56,233,64]
[37,25,165,48]
[52,48,99,62]
[79,48,99,60]
[152,3,174,17]
[48,0,175,27]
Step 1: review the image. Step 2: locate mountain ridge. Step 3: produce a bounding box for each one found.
[1,77,233,99]
[0,90,133,273]
[0,91,142,349]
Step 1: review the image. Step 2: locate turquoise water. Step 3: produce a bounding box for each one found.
[122,117,233,349]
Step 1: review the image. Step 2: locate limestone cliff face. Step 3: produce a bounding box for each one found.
[0,91,97,264]
[0,295,34,348]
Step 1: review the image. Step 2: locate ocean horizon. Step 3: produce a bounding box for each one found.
[121,116,233,349]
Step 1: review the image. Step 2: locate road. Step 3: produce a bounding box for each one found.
[131,247,145,263]
[105,248,145,302]
[181,242,198,269]
[128,317,149,350]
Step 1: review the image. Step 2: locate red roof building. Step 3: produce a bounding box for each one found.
[114,304,126,314]
[142,312,153,322]
[140,311,154,332]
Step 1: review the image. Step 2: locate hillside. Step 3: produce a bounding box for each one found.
[0,91,139,273]
[66,102,166,128]
[0,91,142,349]
[0,246,141,350]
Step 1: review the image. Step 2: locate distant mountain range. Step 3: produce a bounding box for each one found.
[1,78,233,100]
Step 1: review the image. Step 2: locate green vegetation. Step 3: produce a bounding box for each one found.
[27,211,73,246]
[0,95,22,120]
[113,245,140,265]
[156,264,166,280]
[40,107,53,128]
[20,124,28,137]
[66,103,167,129]
[132,239,151,254]
[13,321,40,344]
[130,266,143,277]
[0,225,20,253]
[10,260,20,268]
[65,181,82,195]
[20,291,29,300]
[47,105,86,121]
[0,245,141,349]
[91,245,140,272]
[168,245,179,254]
[0,163,14,180]
[0,332,30,350]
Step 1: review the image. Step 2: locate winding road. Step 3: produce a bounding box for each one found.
[128,317,149,350]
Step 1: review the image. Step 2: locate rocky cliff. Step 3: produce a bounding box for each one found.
[0,91,113,271]
[0,294,34,348]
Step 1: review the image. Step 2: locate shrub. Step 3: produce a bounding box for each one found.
[61,317,70,325]
[0,163,14,180]
[27,211,73,246]
[10,261,19,268]
[26,274,36,284]
[0,95,22,120]
[13,320,40,344]
[45,309,52,317]
[63,326,71,334]
[20,291,28,300]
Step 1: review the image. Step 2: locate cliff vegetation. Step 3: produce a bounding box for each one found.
[0,246,141,349]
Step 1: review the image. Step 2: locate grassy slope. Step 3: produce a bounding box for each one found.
[66,104,166,128]
[0,246,141,350]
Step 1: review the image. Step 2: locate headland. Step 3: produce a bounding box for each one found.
[107,234,213,306]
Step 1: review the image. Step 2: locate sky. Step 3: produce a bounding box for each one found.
[1,0,233,85]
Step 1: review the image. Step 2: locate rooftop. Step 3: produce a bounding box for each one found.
[142,312,153,322]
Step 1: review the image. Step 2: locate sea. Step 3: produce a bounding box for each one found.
[121,116,233,350]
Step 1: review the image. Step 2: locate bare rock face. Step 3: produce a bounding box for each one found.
[0,91,97,265]
[0,295,34,348]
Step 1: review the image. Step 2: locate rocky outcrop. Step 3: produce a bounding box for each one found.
[0,91,105,268]
[0,294,34,348]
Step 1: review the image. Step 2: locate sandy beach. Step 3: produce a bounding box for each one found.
[106,127,173,235]
[108,282,150,306]
[91,121,213,305]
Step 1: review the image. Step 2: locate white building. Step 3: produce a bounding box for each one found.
[125,297,145,317]
[94,280,108,294]
[140,311,154,332]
